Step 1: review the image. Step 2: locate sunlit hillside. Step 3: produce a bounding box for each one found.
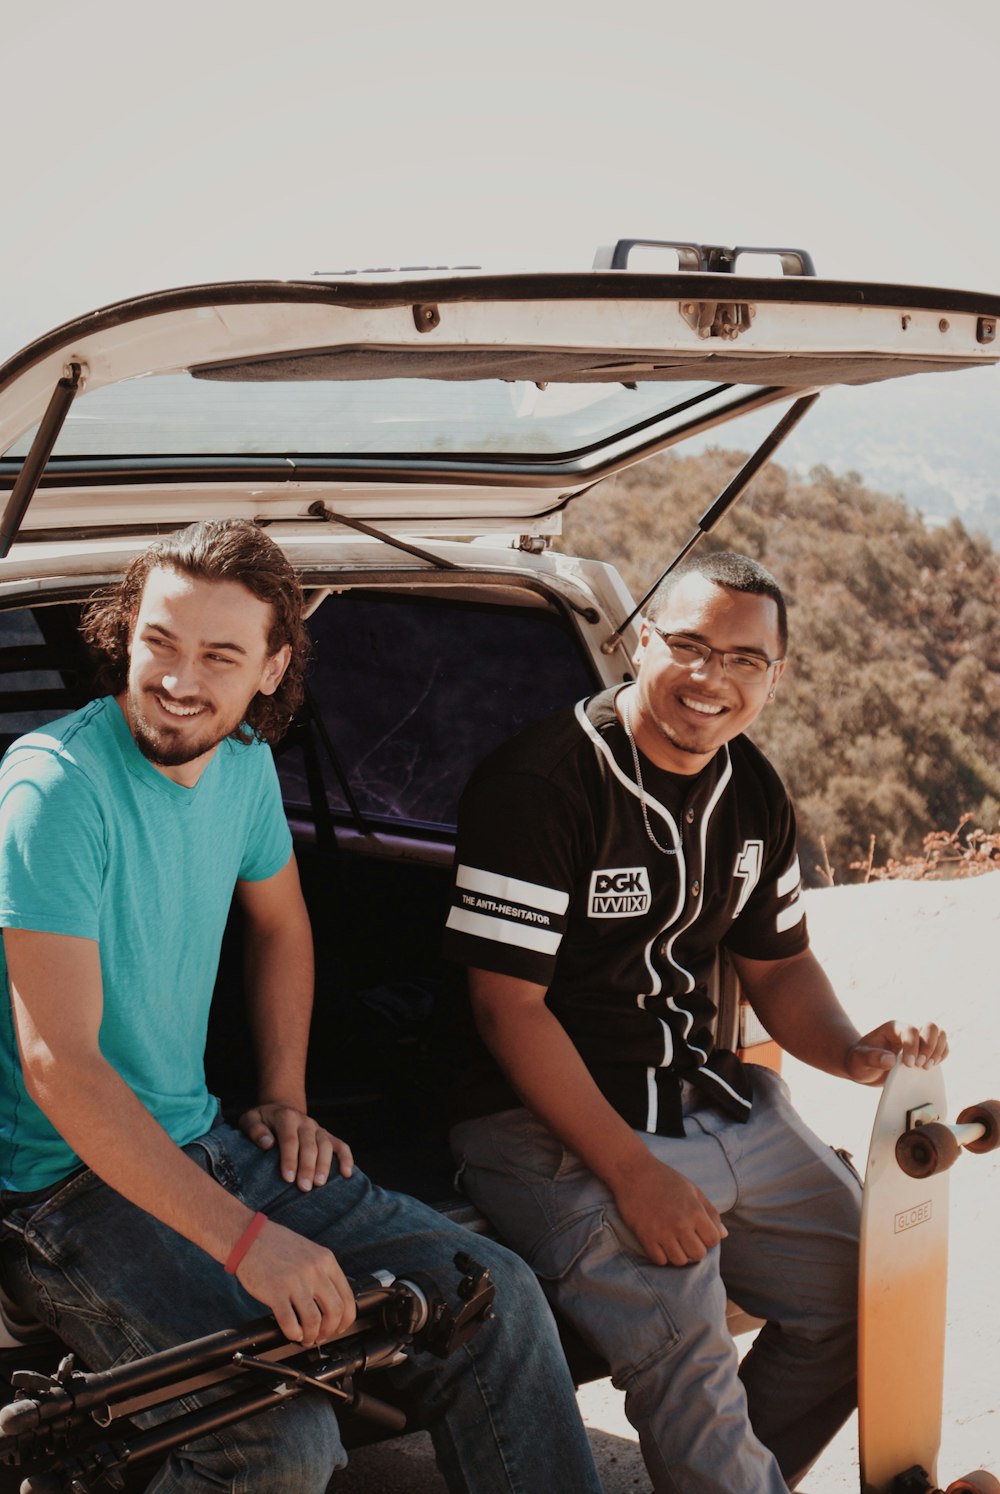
[558,449,1000,887]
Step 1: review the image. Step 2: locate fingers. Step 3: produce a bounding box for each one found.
[237,1223,358,1347]
[849,1020,949,1084]
[320,1132,356,1184]
[848,1043,898,1084]
[275,1258,358,1346]
[901,1022,948,1068]
[278,1117,315,1189]
[635,1191,727,1268]
[278,1120,353,1190]
[875,1020,948,1068]
[239,1107,276,1151]
[674,1200,728,1266]
[240,1105,354,1189]
[658,1218,727,1268]
[618,1158,728,1269]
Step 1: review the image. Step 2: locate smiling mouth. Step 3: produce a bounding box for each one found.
[151,693,207,720]
[679,695,726,718]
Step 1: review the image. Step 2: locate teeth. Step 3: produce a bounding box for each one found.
[681,697,724,717]
[159,698,203,718]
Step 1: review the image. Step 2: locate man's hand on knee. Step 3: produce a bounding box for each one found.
[614,1154,728,1268]
[240,1102,354,1190]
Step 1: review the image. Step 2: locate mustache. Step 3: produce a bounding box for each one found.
[143,686,212,711]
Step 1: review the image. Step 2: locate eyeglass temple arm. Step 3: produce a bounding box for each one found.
[601,392,820,655]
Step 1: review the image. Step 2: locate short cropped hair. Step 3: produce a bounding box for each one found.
[645,551,788,655]
[81,519,311,745]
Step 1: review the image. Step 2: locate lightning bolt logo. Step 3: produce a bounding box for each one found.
[733,839,764,918]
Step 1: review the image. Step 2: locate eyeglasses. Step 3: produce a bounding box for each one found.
[651,626,783,680]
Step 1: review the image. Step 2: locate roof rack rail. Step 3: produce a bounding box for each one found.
[594,239,816,276]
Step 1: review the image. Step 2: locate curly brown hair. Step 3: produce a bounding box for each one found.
[81,520,311,745]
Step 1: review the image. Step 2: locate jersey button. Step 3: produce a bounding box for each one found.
[685,808,695,823]
[691,880,701,897]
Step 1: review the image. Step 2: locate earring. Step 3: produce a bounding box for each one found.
[767,690,776,701]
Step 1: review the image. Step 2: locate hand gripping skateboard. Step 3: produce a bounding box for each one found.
[858,1057,1000,1494]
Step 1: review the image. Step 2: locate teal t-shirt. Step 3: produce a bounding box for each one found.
[0,697,293,1191]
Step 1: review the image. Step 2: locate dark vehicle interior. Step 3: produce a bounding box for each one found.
[0,587,597,1193]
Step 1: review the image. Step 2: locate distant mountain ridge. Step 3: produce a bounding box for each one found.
[682,366,1000,545]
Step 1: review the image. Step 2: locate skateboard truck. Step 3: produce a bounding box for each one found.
[895,1098,1000,1179]
[888,1467,1000,1493]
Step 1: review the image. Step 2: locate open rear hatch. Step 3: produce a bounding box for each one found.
[2,242,998,553]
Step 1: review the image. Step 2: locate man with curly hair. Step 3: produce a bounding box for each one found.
[0,520,602,1494]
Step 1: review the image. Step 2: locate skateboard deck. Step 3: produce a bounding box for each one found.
[859,1059,949,1494]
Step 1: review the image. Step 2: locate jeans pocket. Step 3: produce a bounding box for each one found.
[529,1207,684,1378]
[453,1110,582,1186]
[3,1168,102,1266]
[0,1170,127,1347]
[527,1207,608,1283]
[183,1124,243,1196]
[746,1061,793,1106]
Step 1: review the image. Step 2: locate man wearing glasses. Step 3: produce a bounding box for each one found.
[443,551,946,1494]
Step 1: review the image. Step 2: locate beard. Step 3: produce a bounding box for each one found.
[654,712,724,757]
[126,685,242,768]
[641,693,725,756]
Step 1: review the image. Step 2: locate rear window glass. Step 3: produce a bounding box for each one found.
[3,374,735,460]
[277,593,596,835]
[0,598,596,839]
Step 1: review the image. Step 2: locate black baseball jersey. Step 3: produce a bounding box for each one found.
[443,687,809,1136]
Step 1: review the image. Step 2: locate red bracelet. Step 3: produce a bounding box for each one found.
[224,1212,268,1275]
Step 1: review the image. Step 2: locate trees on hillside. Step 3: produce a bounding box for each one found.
[559,450,1000,886]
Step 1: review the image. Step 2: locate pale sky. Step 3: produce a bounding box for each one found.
[4,0,997,364]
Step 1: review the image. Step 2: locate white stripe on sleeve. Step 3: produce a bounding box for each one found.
[776,899,805,934]
[445,906,564,955]
[455,864,570,915]
[776,857,801,899]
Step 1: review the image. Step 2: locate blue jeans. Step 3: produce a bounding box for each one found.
[0,1117,602,1494]
[452,1067,863,1494]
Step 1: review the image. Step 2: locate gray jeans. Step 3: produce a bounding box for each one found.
[451,1065,862,1494]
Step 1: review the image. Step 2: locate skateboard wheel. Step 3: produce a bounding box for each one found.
[895,1121,960,1177]
[956,1100,1000,1155]
[944,1473,1000,1492]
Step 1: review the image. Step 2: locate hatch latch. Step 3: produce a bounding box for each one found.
[679,299,755,341]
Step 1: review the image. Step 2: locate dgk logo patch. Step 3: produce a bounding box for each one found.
[588,866,652,918]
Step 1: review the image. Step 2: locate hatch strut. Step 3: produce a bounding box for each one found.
[303,682,371,838]
[307,501,461,571]
[0,362,85,559]
[601,392,820,654]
